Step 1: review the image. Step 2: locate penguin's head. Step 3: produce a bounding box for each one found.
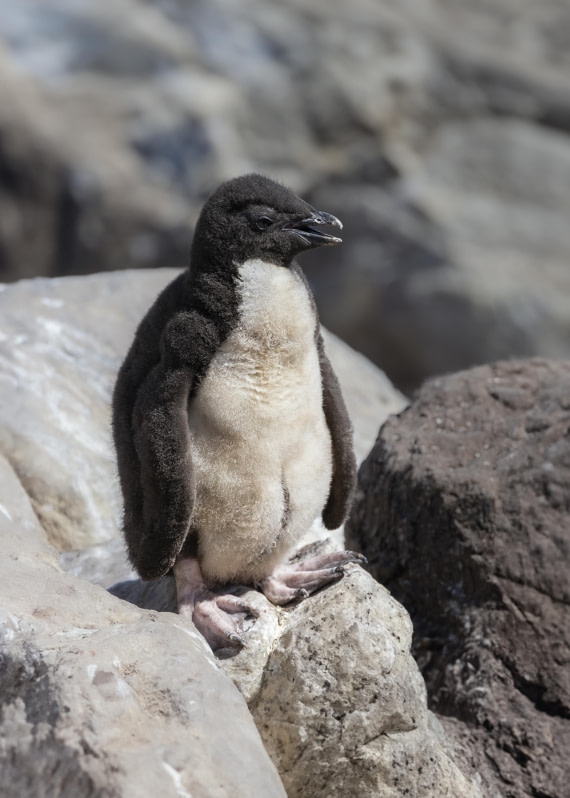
[191,173,342,272]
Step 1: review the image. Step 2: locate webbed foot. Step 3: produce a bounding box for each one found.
[258,549,366,606]
[174,558,257,654]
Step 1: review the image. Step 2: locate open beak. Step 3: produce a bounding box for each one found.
[283,211,343,248]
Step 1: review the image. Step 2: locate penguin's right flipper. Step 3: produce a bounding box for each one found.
[131,359,194,580]
[126,310,214,581]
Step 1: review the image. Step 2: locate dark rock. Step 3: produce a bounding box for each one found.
[346,358,570,798]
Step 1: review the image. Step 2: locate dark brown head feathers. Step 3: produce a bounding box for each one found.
[190,173,342,274]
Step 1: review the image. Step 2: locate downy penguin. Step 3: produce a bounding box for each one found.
[112,174,362,652]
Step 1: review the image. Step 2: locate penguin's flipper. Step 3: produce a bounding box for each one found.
[127,310,209,580]
[318,333,357,529]
[131,363,194,580]
[288,263,357,529]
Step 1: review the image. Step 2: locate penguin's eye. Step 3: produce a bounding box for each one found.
[255,215,274,231]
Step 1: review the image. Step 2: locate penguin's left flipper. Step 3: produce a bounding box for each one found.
[257,550,367,606]
[290,264,357,530]
[317,332,358,530]
[174,558,258,654]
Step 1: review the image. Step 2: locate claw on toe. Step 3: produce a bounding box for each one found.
[258,548,365,606]
[226,630,247,647]
[189,593,255,654]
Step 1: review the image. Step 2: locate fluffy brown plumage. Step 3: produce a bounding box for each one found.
[112,174,361,652]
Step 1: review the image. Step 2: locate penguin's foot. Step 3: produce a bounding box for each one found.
[174,558,257,654]
[258,550,366,606]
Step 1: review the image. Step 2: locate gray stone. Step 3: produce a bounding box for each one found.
[113,546,483,798]
[0,268,173,550]
[0,452,286,798]
[239,567,483,798]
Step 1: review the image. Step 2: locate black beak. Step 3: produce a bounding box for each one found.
[283,211,343,248]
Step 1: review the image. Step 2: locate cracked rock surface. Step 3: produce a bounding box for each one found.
[242,568,481,798]
[347,358,570,798]
[0,453,286,798]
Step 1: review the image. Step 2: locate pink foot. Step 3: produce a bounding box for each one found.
[258,550,366,606]
[174,558,257,654]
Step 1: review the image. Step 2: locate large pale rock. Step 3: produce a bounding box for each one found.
[0,268,405,555]
[346,358,570,798]
[0,269,172,550]
[0,453,286,798]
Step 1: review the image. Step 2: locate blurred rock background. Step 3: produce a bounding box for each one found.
[1,0,569,392]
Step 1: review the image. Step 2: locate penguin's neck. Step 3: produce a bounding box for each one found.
[234,258,315,350]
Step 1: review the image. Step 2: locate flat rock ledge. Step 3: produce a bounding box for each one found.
[0,269,481,797]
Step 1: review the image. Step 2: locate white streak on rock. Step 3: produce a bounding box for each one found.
[55,627,99,638]
[162,763,193,798]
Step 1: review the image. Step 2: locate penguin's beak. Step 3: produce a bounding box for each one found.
[283,211,343,248]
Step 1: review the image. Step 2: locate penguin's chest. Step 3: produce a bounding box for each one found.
[187,259,333,581]
[194,268,319,422]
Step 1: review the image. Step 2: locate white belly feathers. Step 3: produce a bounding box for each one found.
[187,259,333,584]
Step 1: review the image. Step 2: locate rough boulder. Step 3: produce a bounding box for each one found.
[347,358,570,798]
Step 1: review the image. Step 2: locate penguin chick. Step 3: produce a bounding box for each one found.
[112,174,363,653]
